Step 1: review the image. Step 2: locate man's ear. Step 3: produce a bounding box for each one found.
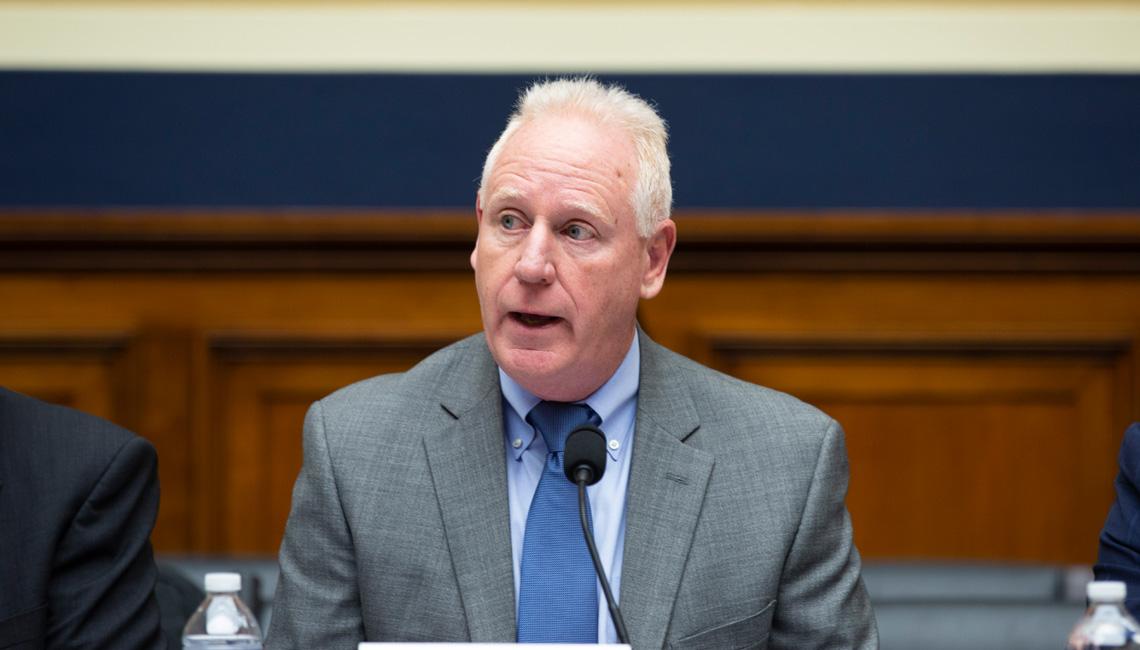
[640,218,677,300]
[471,192,483,271]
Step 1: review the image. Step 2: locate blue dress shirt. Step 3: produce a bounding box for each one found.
[500,330,639,644]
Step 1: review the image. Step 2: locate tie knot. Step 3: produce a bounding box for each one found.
[526,401,599,454]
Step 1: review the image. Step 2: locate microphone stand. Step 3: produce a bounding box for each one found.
[574,472,631,645]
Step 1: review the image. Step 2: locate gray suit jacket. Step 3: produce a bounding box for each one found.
[268,332,877,649]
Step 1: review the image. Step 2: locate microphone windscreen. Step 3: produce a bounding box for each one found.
[563,425,607,486]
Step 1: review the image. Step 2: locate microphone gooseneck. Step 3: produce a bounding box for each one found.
[564,425,631,645]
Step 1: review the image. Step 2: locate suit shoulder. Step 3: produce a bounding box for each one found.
[0,386,144,453]
[1115,422,1140,483]
[0,386,154,493]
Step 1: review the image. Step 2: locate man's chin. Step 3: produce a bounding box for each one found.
[497,346,562,379]
[493,346,579,400]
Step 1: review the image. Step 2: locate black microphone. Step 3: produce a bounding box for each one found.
[564,425,630,645]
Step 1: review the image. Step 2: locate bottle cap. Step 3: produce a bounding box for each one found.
[204,572,242,593]
[1088,580,1127,601]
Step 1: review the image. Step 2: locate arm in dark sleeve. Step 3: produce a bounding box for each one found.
[1096,422,1140,617]
[47,435,164,650]
[768,418,879,649]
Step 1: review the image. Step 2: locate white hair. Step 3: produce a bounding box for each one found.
[479,77,672,238]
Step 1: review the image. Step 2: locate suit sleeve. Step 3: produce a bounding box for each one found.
[1096,422,1140,618]
[47,435,165,650]
[267,400,365,649]
[768,418,878,649]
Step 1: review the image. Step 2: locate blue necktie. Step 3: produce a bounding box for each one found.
[517,401,602,643]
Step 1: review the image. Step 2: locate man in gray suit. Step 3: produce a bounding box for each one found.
[268,78,877,648]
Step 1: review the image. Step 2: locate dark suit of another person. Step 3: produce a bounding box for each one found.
[1096,422,1140,617]
[0,387,164,649]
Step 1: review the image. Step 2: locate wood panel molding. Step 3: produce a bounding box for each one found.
[2,210,1139,272]
[703,331,1135,356]
[3,210,1140,561]
[697,330,1136,562]
[198,332,464,553]
[0,330,197,549]
[0,333,132,418]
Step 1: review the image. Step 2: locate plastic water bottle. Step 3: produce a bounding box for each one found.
[1067,581,1140,649]
[182,572,263,649]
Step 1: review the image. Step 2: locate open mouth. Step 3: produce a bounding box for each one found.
[510,312,562,328]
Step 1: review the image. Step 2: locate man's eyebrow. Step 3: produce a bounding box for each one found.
[565,199,605,221]
[487,187,606,222]
[486,186,523,206]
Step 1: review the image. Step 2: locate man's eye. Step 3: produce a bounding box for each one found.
[564,224,593,241]
[500,214,521,230]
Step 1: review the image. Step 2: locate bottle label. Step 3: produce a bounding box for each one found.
[206,596,243,635]
[1088,604,1132,647]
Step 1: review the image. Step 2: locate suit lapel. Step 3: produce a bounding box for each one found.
[621,333,714,650]
[423,338,517,641]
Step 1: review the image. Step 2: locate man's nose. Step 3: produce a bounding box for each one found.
[514,228,555,285]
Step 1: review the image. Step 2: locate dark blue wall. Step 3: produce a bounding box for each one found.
[2,72,1137,209]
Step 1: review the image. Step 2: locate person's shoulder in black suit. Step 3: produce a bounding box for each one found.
[0,386,164,650]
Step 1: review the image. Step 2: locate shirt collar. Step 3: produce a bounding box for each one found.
[499,329,640,462]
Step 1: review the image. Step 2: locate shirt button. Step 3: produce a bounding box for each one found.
[513,438,523,449]
[608,439,620,451]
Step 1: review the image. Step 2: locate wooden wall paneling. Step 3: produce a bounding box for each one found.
[4,210,1140,563]
[0,334,131,419]
[203,335,462,554]
[699,334,1130,563]
[3,211,1139,273]
[189,329,213,554]
[127,329,195,550]
[642,267,1140,561]
[0,330,196,550]
[0,271,485,553]
[641,272,1140,563]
